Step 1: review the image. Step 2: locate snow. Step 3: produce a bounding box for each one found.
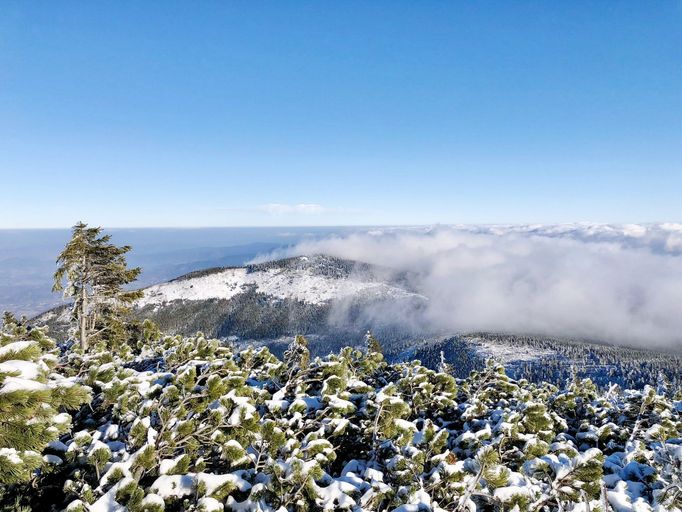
[225,495,272,511]
[470,337,555,364]
[494,472,539,503]
[0,340,37,358]
[149,472,252,502]
[0,376,49,394]
[0,447,23,464]
[226,391,257,426]
[65,500,86,511]
[266,398,289,412]
[392,504,427,512]
[54,412,71,425]
[364,468,384,482]
[87,440,110,456]
[138,264,420,307]
[0,360,40,379]
[198,471,252,494]
[88,480,127,512]
[223,439,244,452]
[101,423,119,440]
[326,395,356,413]
[151,474,195,498]
[159,454,186,475]
[149,472,253,501]
[394,419,417,431]
[313,479,359,510]
[197,497,224,511]
[141,494,165,507]
[607,480,651,512]
[290,396,323,412]
[43,454,63,465]
[306,439,332,451]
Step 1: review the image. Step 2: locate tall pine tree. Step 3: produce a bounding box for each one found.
[53,222,142,351]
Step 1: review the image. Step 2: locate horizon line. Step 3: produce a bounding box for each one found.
[1,220,680,231]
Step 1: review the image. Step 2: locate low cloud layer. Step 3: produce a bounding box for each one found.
[259,224,682,351]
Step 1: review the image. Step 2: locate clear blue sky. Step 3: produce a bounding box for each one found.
[1,2,681,228]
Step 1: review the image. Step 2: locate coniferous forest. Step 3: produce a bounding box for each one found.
[0,225,681,512]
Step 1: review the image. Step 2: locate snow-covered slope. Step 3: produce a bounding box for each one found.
[138,255,422,308]
[35,255,427,341]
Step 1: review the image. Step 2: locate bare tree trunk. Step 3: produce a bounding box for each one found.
[80,284,88,351]
[80,254,88,351]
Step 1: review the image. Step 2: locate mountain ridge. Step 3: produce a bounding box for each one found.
[32,253,682,389]
[35,254,427,341]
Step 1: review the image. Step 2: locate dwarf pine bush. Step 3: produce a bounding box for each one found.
[0,314,90,496]
[1,325,681,511]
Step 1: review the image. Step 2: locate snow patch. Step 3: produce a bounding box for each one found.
[138,265,420,307]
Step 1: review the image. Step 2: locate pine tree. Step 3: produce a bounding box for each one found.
[53,222,142,351]
[284,335,310,375]
[524,448,604,509]
[438,350,454,374]
[365,330,383,355]
[0,313,90,486]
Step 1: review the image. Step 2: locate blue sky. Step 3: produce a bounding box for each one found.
[1,2,681,228]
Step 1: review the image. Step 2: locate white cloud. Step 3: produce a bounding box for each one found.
[258,203,326,215]
[257,223,682,350]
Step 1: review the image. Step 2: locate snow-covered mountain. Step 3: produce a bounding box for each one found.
[36,255,427,342]
[33,253,682,388]
[138,255,421,309]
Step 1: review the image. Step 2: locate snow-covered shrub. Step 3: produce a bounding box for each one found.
[3,326,681,511]
[0,314,91,492]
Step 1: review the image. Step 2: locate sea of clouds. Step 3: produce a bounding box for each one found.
[257,223,682,351]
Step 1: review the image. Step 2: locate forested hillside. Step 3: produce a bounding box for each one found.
[394,334,682,391]
[34,255,427,343]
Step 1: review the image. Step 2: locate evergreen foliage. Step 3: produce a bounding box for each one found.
[365,331,383,356]
[283,335,310,374]
[1,325,678,511]
[53,222,142,351]
[0,313,90,491]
